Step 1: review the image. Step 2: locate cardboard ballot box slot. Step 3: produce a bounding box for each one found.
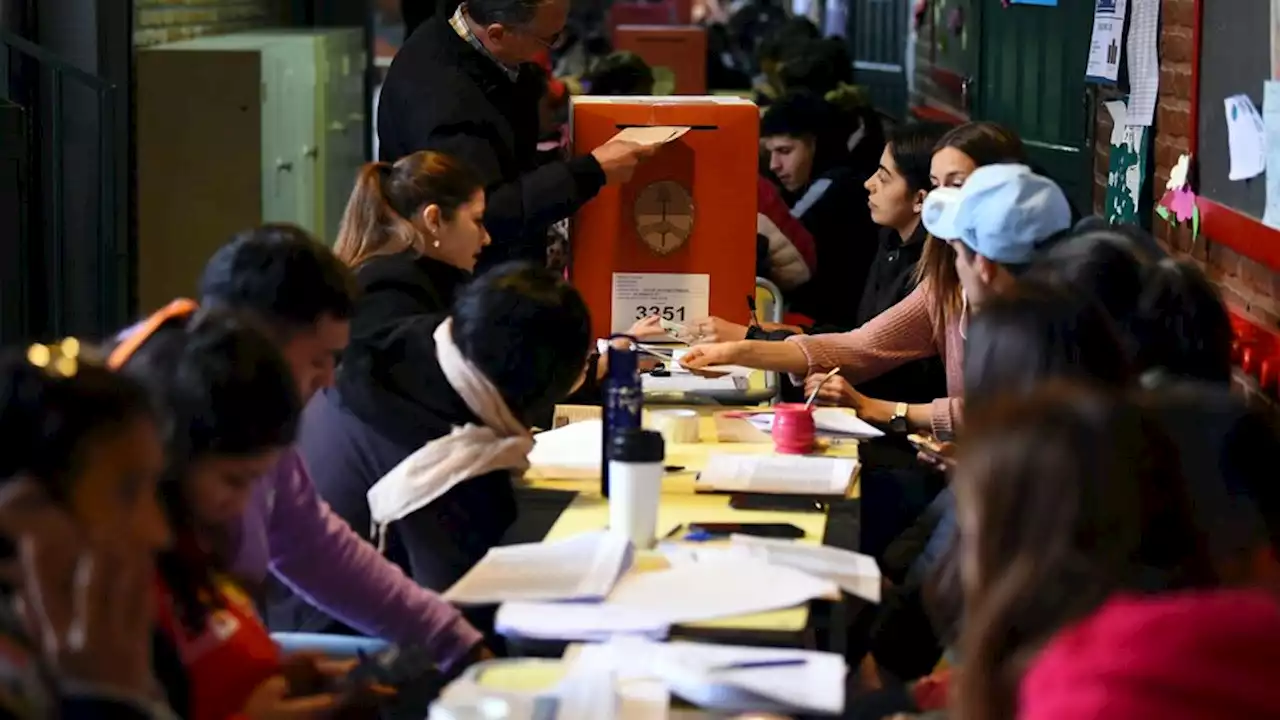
[570,97,759,341]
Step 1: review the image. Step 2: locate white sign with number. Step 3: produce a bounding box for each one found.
[610,272,710,334]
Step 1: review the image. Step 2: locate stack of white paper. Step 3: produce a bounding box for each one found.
[746,407,884,439]
[496,557,837,641]
[574,637,847,716]
[495,602,670,642]
[529,420,602,471]
[443,531,632,605]
[642,373,743,393]
[694,453,857,495]
[729,535,882,603]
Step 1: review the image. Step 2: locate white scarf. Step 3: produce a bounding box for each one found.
[366,318,534,551]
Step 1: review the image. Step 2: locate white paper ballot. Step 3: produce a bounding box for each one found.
[695,453,857,495]
[604,557,839,622]
[576,637,847,716]
[495,602,671,642]
[729,535,883,603]
[746,408,883,439]
[443,531,632,605]
[610,126,691,146]
[1226,94,1267,181]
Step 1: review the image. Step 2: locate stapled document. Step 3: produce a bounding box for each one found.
[443,531,632,605]
[695,453,857,495]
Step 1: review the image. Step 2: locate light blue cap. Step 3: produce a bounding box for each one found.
[921,163,1073,264]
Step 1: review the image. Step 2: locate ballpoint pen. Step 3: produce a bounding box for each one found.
[708,658,808,672]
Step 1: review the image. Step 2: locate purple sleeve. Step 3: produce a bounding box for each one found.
[265,450,482,667]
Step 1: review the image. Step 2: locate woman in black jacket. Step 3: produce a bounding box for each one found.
[285,152,592,638]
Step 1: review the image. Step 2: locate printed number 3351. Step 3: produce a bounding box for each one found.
[635,306,685,321]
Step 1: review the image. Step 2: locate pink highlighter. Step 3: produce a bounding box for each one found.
[772,403,817,454]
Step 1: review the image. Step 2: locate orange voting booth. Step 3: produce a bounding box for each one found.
[613,25,707,95]
[570,97,759,340]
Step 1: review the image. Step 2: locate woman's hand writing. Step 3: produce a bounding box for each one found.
[802,373,859,407]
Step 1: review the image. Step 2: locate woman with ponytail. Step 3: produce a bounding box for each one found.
[114,305,359,719]
[294,245,592,645]
[0,343,176,719]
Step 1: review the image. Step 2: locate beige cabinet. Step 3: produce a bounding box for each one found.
[136,29,364,313]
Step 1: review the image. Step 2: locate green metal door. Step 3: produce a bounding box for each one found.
[971,0,1095,214]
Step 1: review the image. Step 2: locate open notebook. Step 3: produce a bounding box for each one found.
[443,531,633,605]
[694,453,858,496]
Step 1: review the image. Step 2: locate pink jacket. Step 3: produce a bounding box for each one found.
[786,282,964,437]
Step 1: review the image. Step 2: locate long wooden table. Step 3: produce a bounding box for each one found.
[522,406,861,645]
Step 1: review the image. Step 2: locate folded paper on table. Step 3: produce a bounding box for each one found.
[611,125,691,146]
[573,637,847,715]
[530,420,602,471]
[747,408,883,439]
[495,602,671,642]
[695,453,857,495]
[604,557,839,622]
[443,531,632,605]
[729,534,882,603]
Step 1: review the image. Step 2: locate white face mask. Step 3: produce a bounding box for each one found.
[959,288,969,340]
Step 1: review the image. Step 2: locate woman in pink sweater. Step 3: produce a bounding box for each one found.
[683,128,1070,440]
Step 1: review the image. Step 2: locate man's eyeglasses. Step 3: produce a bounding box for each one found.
[520,27,565,50]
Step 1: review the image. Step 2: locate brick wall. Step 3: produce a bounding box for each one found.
[134,0,283,47]
[1092,0,1280,406]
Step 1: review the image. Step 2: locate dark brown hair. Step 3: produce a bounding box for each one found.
[916,122,1027,334]
[334,151,483,267]
[951,383,1215,720]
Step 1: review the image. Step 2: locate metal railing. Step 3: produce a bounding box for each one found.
[1,30,122,341]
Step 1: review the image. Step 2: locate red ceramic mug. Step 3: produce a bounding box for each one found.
[772,403,816,455]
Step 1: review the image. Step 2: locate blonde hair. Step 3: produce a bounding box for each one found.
[333,151,482,268]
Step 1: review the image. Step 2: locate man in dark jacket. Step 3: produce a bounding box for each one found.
[760,92,880,327]
[378,0,655,269]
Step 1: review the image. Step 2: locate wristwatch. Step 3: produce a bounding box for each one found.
[889,402,909,433]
